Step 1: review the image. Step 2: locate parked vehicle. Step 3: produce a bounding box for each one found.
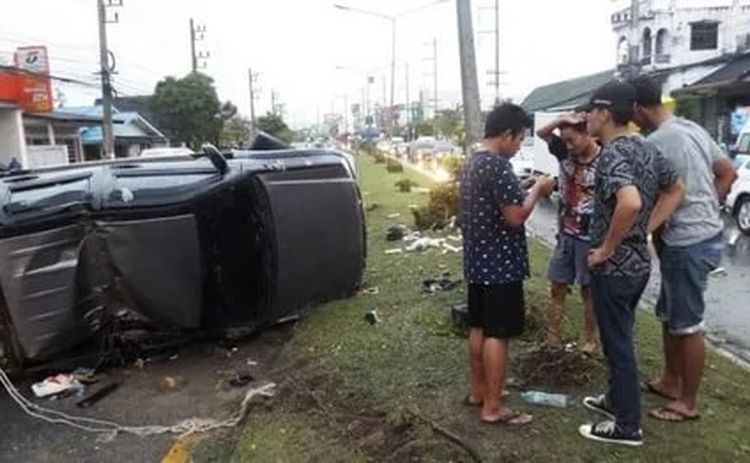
[140,147,194,157]
[727,154,750,235]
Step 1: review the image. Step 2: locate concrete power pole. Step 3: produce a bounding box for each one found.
[404,61,411,140]
[423,39,438,118]
[493,0,500,105]
[248,68,258,132]
[97,0,122,160]
[456,0,483,149]
[190,19,208,73]
[628,0,640,78]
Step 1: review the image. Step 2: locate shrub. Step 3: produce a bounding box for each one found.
[386,158,403,173]
[441,155,465,181]
[411,182,459,230]
[395,178,418,193]
[373,151,386,164]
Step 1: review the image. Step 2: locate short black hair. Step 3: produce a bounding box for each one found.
[629,75,662,108]
[484,103,532,139]
[611,107,634,126]
[559,121,587,134]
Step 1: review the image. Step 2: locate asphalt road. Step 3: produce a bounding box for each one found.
[528,197,750,362]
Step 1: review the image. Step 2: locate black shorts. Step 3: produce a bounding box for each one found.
[468,282,525,339]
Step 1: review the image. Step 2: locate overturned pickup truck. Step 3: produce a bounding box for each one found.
[0,140,365,369]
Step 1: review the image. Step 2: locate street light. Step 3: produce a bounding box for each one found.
[333,0,449,135]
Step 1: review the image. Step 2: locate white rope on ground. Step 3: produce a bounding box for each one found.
[0,366,275,438]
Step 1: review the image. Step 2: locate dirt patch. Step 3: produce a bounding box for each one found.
[513,344,598,389]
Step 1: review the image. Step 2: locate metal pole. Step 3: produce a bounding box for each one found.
[456,0,482,149]
[390,18,396,135]
[405,61,410,140]
[494,0,500,105]
[97,0,115,159]
[190,18,197,73]
[271,89,277,117]
[628,0,640,77]
[433,38,438,116]
[248,68,256,132]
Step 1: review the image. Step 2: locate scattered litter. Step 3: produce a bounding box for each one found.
[520,390,574,408]
[385,248,404,255]
[710,267,728,277]
[77,381,120,409]
[386,224,410,241]
[406,237,445,252]
[134,359,146,369]
[168,354,179,361]
[229,373,255,388]
[246,359,259,367]
[31,374,83,399]
[365,202,380,212]
[442,244,462,254]
[423,274,463,294]
[728,231,740,247]
[386,213,401,219]
[72,368,99,385]
[156,376,187,393]
[362,287,380,295]
[364,310,381,325]
[412,187,430,194]
[447,235,462,243]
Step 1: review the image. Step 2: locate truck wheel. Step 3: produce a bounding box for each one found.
[737,195,750,236]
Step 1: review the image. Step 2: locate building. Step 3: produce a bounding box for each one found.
[63,105,168,159]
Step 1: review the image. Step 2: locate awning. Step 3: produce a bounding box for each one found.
[672,53,750,96]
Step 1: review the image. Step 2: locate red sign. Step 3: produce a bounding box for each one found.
[13,46,53,113]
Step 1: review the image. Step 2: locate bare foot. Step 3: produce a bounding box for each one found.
[482,408,533,425]
[645,377,681,401]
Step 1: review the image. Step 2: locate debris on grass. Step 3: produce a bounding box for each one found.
[515,345,596,388]
[385,248,404,255]
[422,274,462,294]
[386,213,401,219]
[386,225,410,241]
[362,287,380,296]
[365,311,381,325]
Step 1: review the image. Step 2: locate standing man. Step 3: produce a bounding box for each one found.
[536,114,601,354]
[577,81,684,446]
[630,75,737,422]
[460,103,555,425]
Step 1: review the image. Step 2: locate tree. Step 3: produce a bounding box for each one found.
[220,115,252,148]
[152,72,223,149]
[433,106,466,150]
[256,112,293,143]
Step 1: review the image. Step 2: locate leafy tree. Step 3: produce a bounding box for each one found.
[256,112,293,143]
[152,72,223,149]
[220,115,252,148]
[414,120,435,137]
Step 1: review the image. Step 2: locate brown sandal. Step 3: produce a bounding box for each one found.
[649,406,700,422]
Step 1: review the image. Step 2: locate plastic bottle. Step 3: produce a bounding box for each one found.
[520,390,574,408]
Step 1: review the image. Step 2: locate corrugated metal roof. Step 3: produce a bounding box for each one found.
[521,69,616,113]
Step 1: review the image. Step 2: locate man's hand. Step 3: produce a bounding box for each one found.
[560,113,585,126]
[587,246,613,269]
[535,176,556,197]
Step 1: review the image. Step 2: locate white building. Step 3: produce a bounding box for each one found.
[612,0,750,92]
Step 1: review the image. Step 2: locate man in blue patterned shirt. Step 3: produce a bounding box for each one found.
[460,103,555,425]
[577,81,684,447]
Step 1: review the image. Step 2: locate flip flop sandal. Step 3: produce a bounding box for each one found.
[462,390,511,407]
[482,410,533,426]
[641,380,680,401]
[649,406,701,423]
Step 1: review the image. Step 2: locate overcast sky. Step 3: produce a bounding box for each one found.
[0,0,740,127]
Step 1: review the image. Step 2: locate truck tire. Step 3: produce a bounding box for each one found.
[736,195,750,236]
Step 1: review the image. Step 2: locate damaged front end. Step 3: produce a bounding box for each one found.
[0,144,365,370]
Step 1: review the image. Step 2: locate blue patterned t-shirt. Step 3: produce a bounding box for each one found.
[460,151,529,285]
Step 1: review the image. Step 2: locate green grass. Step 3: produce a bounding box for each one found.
[216,153,750,462]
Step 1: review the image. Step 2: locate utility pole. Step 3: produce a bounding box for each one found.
[423,39,438,118]
[404,61,411,140]
[271,89,278,117]
[493,0,500,105]
[248,68,258,132]
[97,0,122,160]
[190,18,209,73]
[456,0,483,149]
[389,17,396,135]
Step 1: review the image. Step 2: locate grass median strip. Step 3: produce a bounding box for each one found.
[195,152,750,462]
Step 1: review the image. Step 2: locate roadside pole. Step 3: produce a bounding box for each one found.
[456,0,482,152]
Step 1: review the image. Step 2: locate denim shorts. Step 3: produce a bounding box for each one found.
[655,233,723,335]
[548,233,592,286]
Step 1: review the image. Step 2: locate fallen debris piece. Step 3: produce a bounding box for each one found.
[442,244,462,254]
[447,235,462,243]
[386,213,402,219]
[77,381,120,408]
[385,248,404,255]
[423,274,463,294]
[362,287,380,295]
[229,373,255,388]
[365,310,381,325]
[412,187,431,194]
[31,374,83,398]
[405,238,446,252]
[386,224,411,241]
[366,202,380,212]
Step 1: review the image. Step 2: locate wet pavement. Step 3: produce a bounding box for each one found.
[529,197,750,362]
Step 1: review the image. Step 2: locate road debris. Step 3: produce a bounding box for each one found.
[385,248,404,255]
[386,213,401,219]
[77,381,121,408]
[386,224,411,241]
[710,267,728,277]
[365,310,381,325]
[31,374,84,399]
[520,390,574,408]
[229,373,255,388]
[406,238,446,252]
[423,274,463,294]
[362,287,380,295]
[156,376,187,393]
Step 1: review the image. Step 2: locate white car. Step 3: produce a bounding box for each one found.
[140,147,193,158]
[727,154,750,235]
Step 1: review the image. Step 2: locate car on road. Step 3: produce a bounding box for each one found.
[140,147,193,158]
[727,154,750,235]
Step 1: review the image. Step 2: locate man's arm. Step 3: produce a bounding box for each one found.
[588,186,642,268]
[647,179,686,234]
[501,177,555,228]
[713,157,738,200]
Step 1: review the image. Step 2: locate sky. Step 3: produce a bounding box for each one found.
[0,0,738,128]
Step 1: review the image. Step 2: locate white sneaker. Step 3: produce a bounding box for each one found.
[579,421,643,447]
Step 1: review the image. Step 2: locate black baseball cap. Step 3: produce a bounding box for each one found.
[579,80,637,113]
